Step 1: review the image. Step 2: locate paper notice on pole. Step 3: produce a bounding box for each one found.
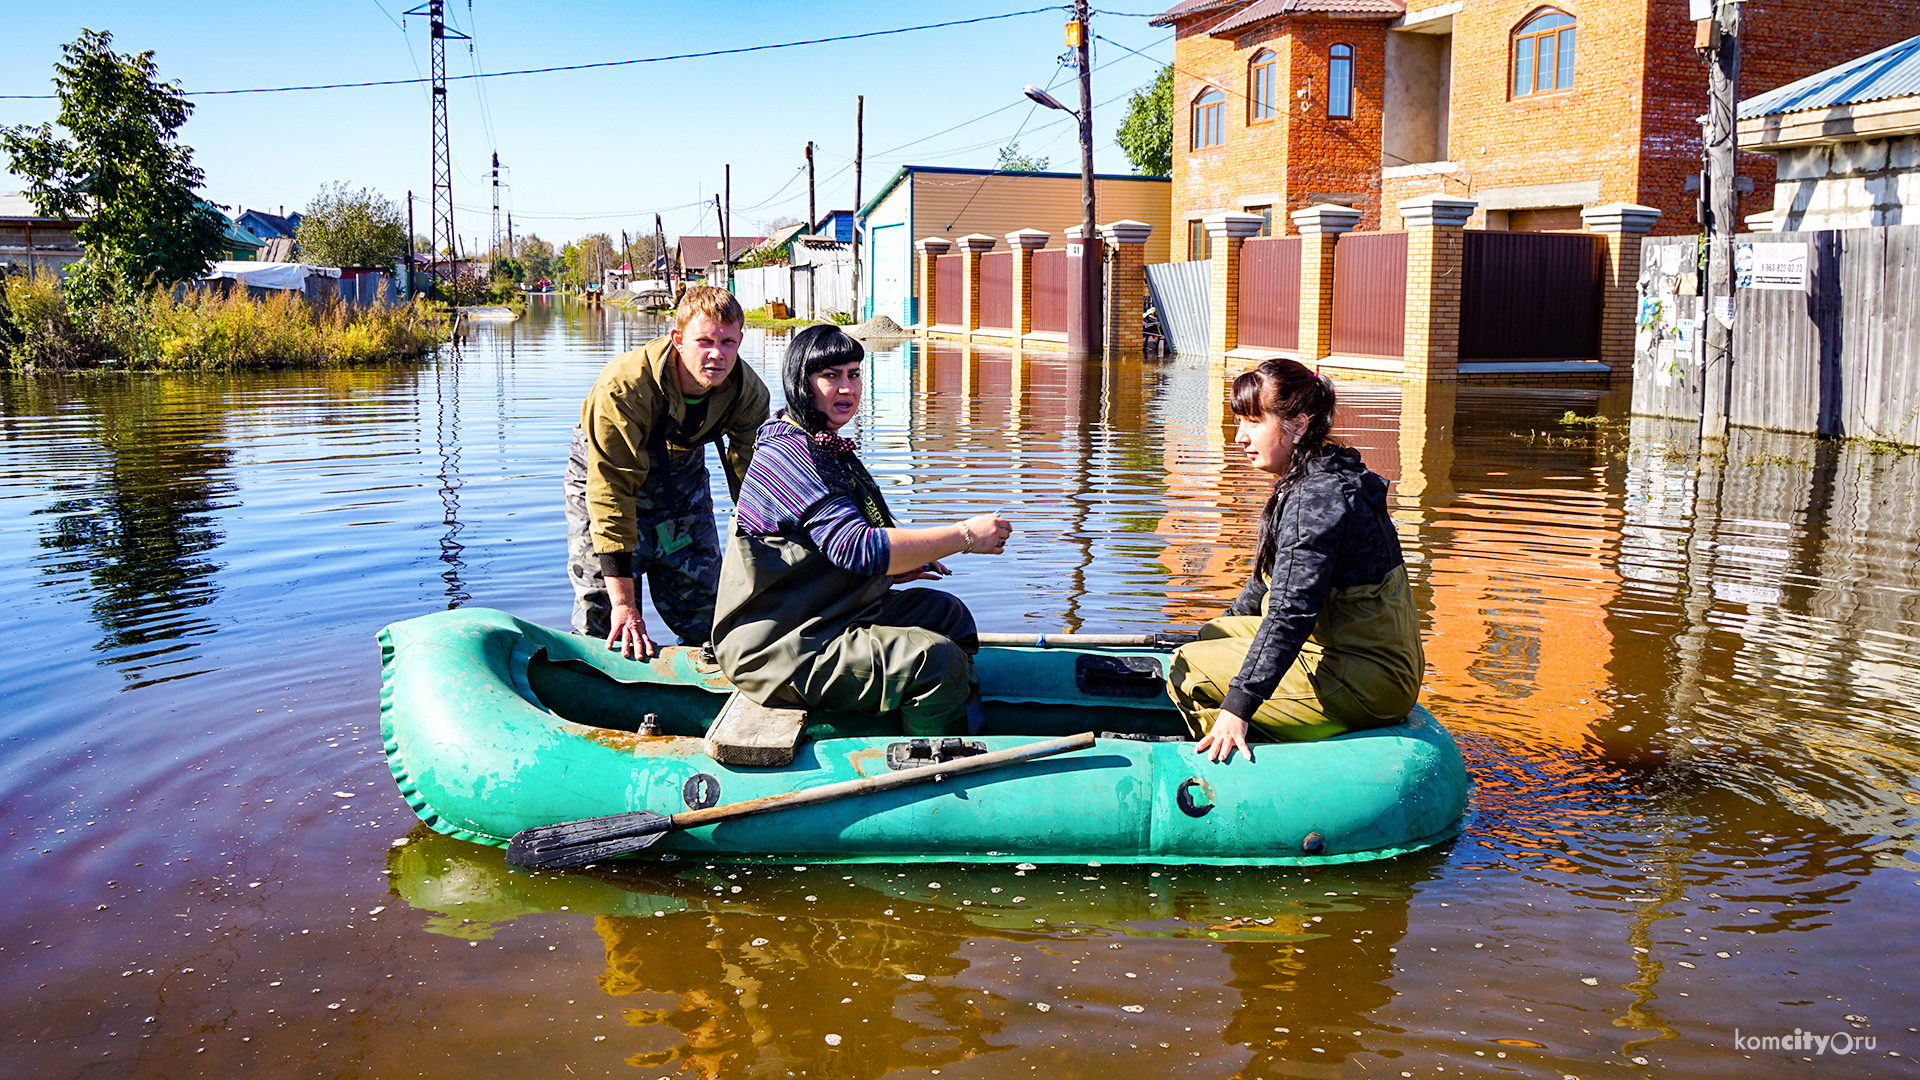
[1734,241,1807,290]
[1714,295,1735,329]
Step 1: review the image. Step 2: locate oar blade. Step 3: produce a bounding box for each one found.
[506,808,672,870]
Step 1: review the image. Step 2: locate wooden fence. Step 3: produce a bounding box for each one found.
[1331,231,1407,359]
[1238,237,1301,351]
[1633,224,1920,445]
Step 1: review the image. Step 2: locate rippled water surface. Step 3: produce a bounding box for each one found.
[2,298,1916,1077]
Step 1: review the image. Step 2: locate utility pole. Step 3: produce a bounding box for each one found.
[1072,0,1100,354]
[506,212,513,258]
[853,95,864,319]
[723,164,733,292]
[490,152,502,258]
[655,213,672,300]
[406,0,467,298]
[1698,0,1740,441]
[715,194,729,291]
[406,190,416,295]
[806,141,816,232]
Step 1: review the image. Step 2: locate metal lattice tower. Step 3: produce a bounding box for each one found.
[490,153,501,258]
[407,0,466,295]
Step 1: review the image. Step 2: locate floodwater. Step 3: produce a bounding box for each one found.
[2,297,1916,1078]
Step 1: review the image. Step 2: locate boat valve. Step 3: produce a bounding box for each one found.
[1301,831,1325,854]
[636,712,662,736]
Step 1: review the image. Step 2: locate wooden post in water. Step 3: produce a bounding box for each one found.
[1700,0,1740,441]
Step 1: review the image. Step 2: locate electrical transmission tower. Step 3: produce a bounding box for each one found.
[407,0,467,296]
[490,152,503,258]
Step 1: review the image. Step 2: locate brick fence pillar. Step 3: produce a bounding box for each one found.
[1580,202,1663,379]
[1005,228,1049,337]
[1289,203,1363,365]
[1098,219,1153,354]
[1204,212,1265,359]
[954,233,997,333]
[916,237,950,329]
[1399,194,1477,383]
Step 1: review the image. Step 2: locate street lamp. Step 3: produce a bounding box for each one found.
[1023,85,1071,114]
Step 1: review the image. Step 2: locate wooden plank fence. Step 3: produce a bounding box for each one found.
[1634,224,1920,445]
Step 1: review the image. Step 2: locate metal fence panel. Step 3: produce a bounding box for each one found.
[979,251,1013,329]
[1238,237,1300,350]
[1031,249,1070,333]
[935,254,962,326]
[1460,231,1602,361]
[1144,259,1211,356]
[1331,232,1407,358]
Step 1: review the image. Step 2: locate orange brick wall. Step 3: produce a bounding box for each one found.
[1171,17,1386,256]
[1174,1,1920,241]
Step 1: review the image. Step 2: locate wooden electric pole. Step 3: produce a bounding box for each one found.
[806,141,817,232]
[1700,0,1740,441]
[1072,0,1100,354]
[853,96,865,319]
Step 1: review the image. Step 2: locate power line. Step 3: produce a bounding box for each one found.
[0,9,1060,100]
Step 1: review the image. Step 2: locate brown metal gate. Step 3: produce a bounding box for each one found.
[1238,236,1301,350]
[934,253,962,326]
[1331,231,1407,359]
[1031,249,1068,333]
[1459,231,1602,361]
[979,251,1012,329]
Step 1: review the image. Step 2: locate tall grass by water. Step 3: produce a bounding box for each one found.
[0,272,449,371]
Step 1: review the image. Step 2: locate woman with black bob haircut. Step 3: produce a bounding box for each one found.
[712,325,1012,736]
[1165,356,1424,763]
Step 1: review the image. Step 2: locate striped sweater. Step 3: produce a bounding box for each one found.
[734,417,890,575]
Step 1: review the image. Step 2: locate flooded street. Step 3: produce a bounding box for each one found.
[1,297,1916,1077]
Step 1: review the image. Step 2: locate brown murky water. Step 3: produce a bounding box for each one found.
[2,298,1915,1077]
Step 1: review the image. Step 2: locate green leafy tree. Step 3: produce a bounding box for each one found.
[1,29,228,301]
[515,234,555,282]
[996,142,1051,172]
[1115,65,1173,177]
[293,183,408,268]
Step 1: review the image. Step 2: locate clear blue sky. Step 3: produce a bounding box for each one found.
[0,2,1173,249]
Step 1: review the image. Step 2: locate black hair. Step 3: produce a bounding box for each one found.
[1231,357,1345,580]
[782,324,865,434]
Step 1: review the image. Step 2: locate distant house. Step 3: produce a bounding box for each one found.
[1739,33,1920,232]
[675,234,767,282]
[812,209,856,243]
[223,219,266,261]
[0,193,86,276]
[235,207,302,242]
[855,165,1173,326]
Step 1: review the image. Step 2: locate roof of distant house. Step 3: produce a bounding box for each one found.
[676,234,766,267]
[0,193,87,224]
[1151,0,1402,29]
[236,208,301,238]
[1740,32,1920,119]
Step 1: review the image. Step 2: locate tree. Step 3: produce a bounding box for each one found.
[996,142,1051,172]
[515,234,555,282]
[1115,65,1173,178]
[1,29,229,300]
[293,183,409,268]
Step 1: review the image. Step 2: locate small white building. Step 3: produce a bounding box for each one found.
[1739,34,1920,232]
[0,193,85,276]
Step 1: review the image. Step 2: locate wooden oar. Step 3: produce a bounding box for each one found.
[505,731,1097,871]
[975,631,1197,648]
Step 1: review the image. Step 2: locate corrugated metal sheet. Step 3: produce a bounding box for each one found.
[1459,231,1602,362]
[1331,232,1407,359]
[1145,259,1213,356]
[935,254,962,326]
[979,251,1013,329]
[1032,249,1070,332]
[1740,33,1920,119]
[1239,236,1301,350]
[908,171,1172,267]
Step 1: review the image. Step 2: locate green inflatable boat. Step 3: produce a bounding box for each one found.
[378,607,1469,865]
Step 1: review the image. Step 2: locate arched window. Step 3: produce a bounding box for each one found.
[1328,44,1354,119]
[1192,88,1225,149]
[1513,10,1576,97]
[1249,49,1278,123]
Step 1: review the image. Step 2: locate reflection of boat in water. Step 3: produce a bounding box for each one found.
[379,608,1469,865]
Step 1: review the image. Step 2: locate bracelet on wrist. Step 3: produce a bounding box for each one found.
[959,522,976,553]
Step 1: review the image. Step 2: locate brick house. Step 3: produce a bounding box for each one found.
[1153,0,1920,254]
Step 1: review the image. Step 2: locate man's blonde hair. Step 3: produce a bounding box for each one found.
[674,285,744,330]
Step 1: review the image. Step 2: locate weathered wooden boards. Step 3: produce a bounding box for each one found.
[705,693,808,767]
